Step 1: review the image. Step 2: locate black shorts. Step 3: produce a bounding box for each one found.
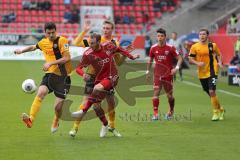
[84,76,95,95]
[40,73,71,99]
[199,76,217,92]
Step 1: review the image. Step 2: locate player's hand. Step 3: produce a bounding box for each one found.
[132,54,140,60]
[14,49,22,54]
[146,72,151,82]
[83,73,91,81]
[43,62,52,71]
[197,62,205,67]
[125,44,135,52]
[83,21,91,33]
[171,68,178,75]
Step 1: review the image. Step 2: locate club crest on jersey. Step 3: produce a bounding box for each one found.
[165,50,169,55]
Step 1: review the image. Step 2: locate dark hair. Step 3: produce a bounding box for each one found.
[103,20,115,29]
[90,32,101,42]
[44,22,56,32]
[156,28,166,36]
[199,28,209,35]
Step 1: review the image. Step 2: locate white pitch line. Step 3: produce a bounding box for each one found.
[182,80,240,98]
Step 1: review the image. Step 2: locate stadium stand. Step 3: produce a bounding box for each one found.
[0,0,181,35]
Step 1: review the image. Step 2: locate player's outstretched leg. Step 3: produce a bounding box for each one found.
[22,86,47,128]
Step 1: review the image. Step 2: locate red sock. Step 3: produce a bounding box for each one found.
[168,97,175,112]
[99,115,108,126]
[82,95,102,113]
[152,98,159,115]
[94,107,108,126]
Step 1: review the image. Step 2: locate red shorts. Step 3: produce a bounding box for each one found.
[153,76,173,93]
[96,77,118,91]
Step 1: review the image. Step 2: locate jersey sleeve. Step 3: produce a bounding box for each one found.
[79,50,91,68]
[189,44,196,58]
[74,31,89,47]
[59,37,70,54]
[213,43,221,56]
[149,46,154,58]
[36,39,43,50]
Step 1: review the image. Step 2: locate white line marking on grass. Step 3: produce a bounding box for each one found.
[182,80,240,98]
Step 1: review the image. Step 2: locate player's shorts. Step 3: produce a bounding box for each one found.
[153,76,173,94]
[199,76,217,92]
[84,75,95,95]
[97,76,118,92]
[40,73,71,99]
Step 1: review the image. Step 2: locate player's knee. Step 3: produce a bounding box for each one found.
[167,94,174,100]
[36,90,47,99]
[93,84,104,92]
[209,90,216,97]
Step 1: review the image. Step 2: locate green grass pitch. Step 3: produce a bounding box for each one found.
[0,61,240,160]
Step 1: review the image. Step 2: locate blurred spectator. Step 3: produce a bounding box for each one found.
[36,25,43,33]
[230,36,240,65]
[153,0,161,11]
[229,13,238,33]
[64,0,71,5]
[115,16,122,24]
[144,35,152,56]
[119,0,134,5]
[41,1,51,10]
[122,14,131,24]
[71,10,80,23]
[236,20,240,33]
[22,1,51,10]
[168,32,184,81]
[63,8,72,23]
[226,20,231,34]
[30,2,38,10]
[22,1,31,9]
[70,4,80,23]
[2,11,16,23]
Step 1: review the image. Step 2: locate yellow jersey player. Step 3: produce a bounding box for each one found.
[14,22,73,132]
[69,20,132,137]
[189,28,225,121]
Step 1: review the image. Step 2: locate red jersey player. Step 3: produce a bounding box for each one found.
[146,28,182,120]
[72,33,139,137]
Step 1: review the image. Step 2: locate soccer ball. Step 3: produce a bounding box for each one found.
[22,79,37,94]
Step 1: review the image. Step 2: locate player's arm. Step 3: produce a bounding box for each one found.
[171,55,183,75]
[146,57,153,82]
[14,45,37,54]
[73,21,91,47]
[43,50,71,71]
[116,47,139,60]
[189,45,205,67]
[115,43,135,65]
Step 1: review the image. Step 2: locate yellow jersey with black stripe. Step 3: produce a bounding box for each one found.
[74,31,123,75]
[189,42,220,79]
[36,36,72,76]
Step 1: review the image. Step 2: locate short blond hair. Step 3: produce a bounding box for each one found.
[103,20,115,29]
